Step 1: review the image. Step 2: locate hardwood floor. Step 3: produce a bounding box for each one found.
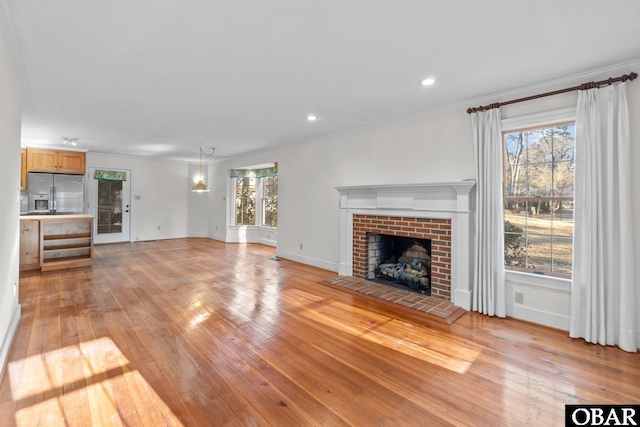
[1,238,638,426]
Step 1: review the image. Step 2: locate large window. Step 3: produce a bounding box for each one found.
[234,176,277,227]
[503,123,575,277]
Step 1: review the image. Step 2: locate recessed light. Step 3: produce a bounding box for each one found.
[307,114,318,122]
[421,77,436,86]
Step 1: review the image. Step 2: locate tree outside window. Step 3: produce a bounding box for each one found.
[262,176,278,227]
[235,177,256,225]
[234,175,278,227]
[503,124,575,276]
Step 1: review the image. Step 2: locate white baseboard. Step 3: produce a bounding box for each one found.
[453,289,472,311]
[275,250,339,272]
[187,232,209,238]
[207,233,277,248]
[132,234,188,242]
[506,303,570,331]
[208,233,226,242]
[258,238,277,247]
[0,304,21,384]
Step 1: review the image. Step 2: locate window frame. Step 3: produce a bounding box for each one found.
[232,175,277,229]
[501,107,575,288]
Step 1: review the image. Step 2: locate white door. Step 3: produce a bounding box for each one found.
[89,167,131,244]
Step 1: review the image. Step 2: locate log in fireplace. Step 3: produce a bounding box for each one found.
[367,233,432,295]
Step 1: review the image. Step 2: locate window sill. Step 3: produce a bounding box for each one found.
[505,269,571,292]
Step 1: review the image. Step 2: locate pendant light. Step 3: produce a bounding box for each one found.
[192,147,215,192]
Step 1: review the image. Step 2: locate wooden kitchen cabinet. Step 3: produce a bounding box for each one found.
[19,215,94,272]
[26,148,86,174]
[19,219,40,271]
[40,216,93,271]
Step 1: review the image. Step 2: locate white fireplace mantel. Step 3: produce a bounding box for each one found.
[335,181,477,310]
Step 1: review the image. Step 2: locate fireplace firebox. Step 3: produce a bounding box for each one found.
[367,233,432,295]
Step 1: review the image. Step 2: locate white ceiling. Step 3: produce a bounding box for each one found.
[2,1,640,162]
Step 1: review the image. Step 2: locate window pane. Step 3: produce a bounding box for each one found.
[262,176,278,227]
[526,200,552,234]
[527,234,552,271]
[504,163,513,197]
[553,160,574,197]
[551,125,575,162]
[552,236,573,274]
[552,201,573,237]
[97,180,122,234]
[504,202,527,267]
[549,125,575,197]
[235,178,255,225]
[526,130,553,197]
[504,131,528,197]
[526,162,553,197]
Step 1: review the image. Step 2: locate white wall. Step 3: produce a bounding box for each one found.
[0,25,21,379]
[87,153,190,241]
[209,62,640,335]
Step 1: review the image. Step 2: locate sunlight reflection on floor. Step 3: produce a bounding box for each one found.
[8,337,183,426]
[298,299,481,374]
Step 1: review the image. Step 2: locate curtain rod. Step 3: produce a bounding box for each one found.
[466,71,637,114]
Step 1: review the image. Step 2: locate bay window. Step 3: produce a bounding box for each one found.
[232,164,277,228]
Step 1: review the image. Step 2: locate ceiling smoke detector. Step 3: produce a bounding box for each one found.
[62,137,78,146]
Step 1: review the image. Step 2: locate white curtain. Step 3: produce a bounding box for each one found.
[570,83,637,353]
[472,108,506,317]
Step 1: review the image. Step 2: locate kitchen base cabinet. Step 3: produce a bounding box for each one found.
[20,215,94,272]
[35,215,94,271]
[19,219,40,271]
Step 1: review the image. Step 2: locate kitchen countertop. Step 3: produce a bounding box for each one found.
[20,214,94,220]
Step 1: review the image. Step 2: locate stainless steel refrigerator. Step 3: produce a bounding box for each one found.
[27,172,85,215]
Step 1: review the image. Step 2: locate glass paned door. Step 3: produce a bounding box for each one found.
[90,167,131,244]
[98,180,123,234]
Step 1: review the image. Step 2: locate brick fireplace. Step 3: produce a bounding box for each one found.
[353,215,452,299]
[336,182,476,310]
